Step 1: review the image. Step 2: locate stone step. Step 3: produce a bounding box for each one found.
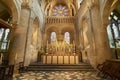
[27,62,95,71]
[27,68,95,71]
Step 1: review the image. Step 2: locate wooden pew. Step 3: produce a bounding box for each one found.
[97,59,120,80]
[0,65,14,80]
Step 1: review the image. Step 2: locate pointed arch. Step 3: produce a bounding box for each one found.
[102,0,120,25]
[9,0,19,24]
[64,32,70,44]
[51,32,56,44]
[45,3,51,16]
[70,3,76,16]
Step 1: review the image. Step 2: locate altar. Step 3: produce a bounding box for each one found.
[42,54,79,64]
[41,39,78,64]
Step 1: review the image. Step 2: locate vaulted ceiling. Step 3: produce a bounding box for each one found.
[113,4,120,20]
[0,1,11,21]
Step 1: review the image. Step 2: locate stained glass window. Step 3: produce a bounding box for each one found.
[107,11,120,48]
[112,23,119,38]
[0,28,10,50]
[51,32,56,44]
[0,28,10,51]
[53,5,69,16]
[0,28,4,41]
[64,32,70,44]
[107,25,115,48]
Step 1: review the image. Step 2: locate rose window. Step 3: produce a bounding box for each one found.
[53,5,69,16]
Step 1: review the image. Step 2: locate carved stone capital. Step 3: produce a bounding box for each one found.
[21,2,30,9]
[21,0,33,9]
[10,22,18,29]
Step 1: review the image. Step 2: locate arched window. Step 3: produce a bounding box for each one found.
[52,4,69,16]
[107,11,120,48]
[112,23,119,38]
[0,28,10,51]
[51,32,56,44]
[107,25,114,48]
[0,28,4,41]
[64,32,70,44]
[1,29,10,50]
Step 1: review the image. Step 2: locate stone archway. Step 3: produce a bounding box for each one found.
[102,0,120,59]
[102,0,120,25]
[3,0,19,65]
[7,0,19,24]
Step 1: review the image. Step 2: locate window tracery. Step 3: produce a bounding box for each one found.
[52,5,69,16]
[51,32,56,44]
[107,11,120,48]
[64,32,70,44]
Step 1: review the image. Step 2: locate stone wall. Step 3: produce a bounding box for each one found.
[76,0,113,68]
[8,0,43,66]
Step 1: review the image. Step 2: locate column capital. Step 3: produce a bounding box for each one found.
[10,21,18,29]
[21,2,30,9]
[21,0,33,9]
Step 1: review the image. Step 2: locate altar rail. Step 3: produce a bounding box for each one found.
[45,16,75,24]
[42,54,79,64]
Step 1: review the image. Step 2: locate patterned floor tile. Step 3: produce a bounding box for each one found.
[13,71,110,80]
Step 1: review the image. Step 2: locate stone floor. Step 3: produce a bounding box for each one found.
[13,71,111,80]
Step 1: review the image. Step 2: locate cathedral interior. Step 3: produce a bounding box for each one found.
[0,0,120,80]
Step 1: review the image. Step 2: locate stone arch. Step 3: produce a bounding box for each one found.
[102,0,120,59]
[45,3,51,16]
[45,26,58,44]
[0,0,18,23]
[8,0,19,24]
[102,0,120,25]
[61,27,75,44]
[70,3,76,16]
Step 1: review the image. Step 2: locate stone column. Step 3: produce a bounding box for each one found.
[9,2,31,65]
[88,5,112,67]
[23,14,33,66]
